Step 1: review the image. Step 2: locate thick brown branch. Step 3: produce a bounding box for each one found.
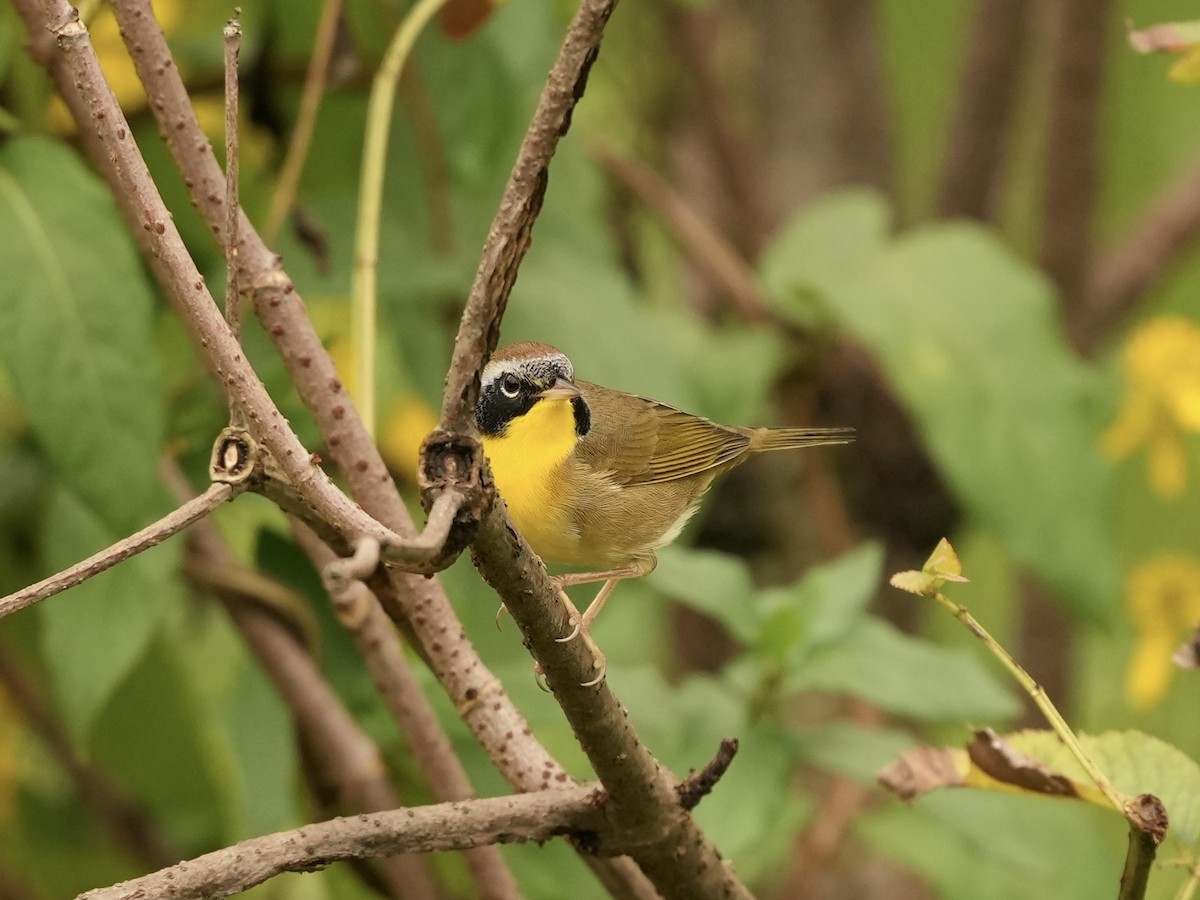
[1040,0,1111,327]
[0,482,234,620]
[473,507,752,899]
[936,0,1031,219]
[294,523,521,900]
[78,787,606,900]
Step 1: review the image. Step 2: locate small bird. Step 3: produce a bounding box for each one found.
[475,341,852,684]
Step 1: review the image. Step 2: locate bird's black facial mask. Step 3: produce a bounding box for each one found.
[475,357,591,438]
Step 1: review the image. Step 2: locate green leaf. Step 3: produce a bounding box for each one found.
[648,546,758,643]
[37,486,177,743]
[789,617,1020,721]
[762,192,1115,619]
[0,136,165,533]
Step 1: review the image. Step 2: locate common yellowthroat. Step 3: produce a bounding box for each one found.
[476,341,852,683]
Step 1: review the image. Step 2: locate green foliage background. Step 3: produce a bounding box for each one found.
[0,0,1198,897]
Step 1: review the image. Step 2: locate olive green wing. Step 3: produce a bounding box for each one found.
[575,381,750,486]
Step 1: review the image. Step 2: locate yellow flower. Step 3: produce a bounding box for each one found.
[1124,554,1200,708]
[1102,316,1200,498]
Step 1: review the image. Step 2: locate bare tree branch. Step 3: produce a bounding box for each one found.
[591,139,773,323]
[222,11,243,348]
[0,482,235,620]
[936,0,1031,220]
[1040,0,1111,326]
[0,642,177,870]
[77,786,607,900]
[294,522,521,900]
[1080,158,1200,353]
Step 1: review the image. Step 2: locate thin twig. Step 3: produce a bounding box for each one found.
[591,138,774,323]
[223,11,242,353]
[78,786,606,900]
[927,586,1125,810]
[263,0,345,244]
[0,642,177,869]
[428,0,753,891]
[295,522,521,900]
[352,0,452,437]
[0,482,235,620]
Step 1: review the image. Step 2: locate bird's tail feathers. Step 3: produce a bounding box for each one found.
[751,426,855,452]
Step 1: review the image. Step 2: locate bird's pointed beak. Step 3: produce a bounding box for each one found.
[539,378,582,401]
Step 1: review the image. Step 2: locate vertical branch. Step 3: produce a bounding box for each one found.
[263,0,345,244]
[936,0,1031,220]
[1039,0,1111,322]
[223,11,242,347]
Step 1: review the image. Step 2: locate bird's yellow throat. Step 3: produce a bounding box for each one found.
[481,397,579,553]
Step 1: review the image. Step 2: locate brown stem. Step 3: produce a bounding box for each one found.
[936,0,1031,220]
[1039,0,1111,327]
[0,483,235,620]
[78,786,606,900]
[591,138,773,323]
[293,522,521,900]
[1080,158,1200,354]
[222,12,242,349]
[0,642,177,870]
[436,0,619,434]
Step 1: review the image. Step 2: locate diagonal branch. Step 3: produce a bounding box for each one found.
[1079,157,1200,354]
[0,482,235,620]
[78,786,606,900]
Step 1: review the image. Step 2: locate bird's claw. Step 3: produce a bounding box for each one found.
[494,603,510,630]
[555,615,583,643]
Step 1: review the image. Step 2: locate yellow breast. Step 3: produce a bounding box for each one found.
[481,397,580,561]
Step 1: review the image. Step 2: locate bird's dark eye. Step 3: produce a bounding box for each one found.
[499,373,521,398]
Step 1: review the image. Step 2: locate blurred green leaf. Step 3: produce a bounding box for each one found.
[0,137,166,534]
[648,546,757,643]
[762,191,1116,620]
[37,486,179,743]
[790,617,1019,721]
